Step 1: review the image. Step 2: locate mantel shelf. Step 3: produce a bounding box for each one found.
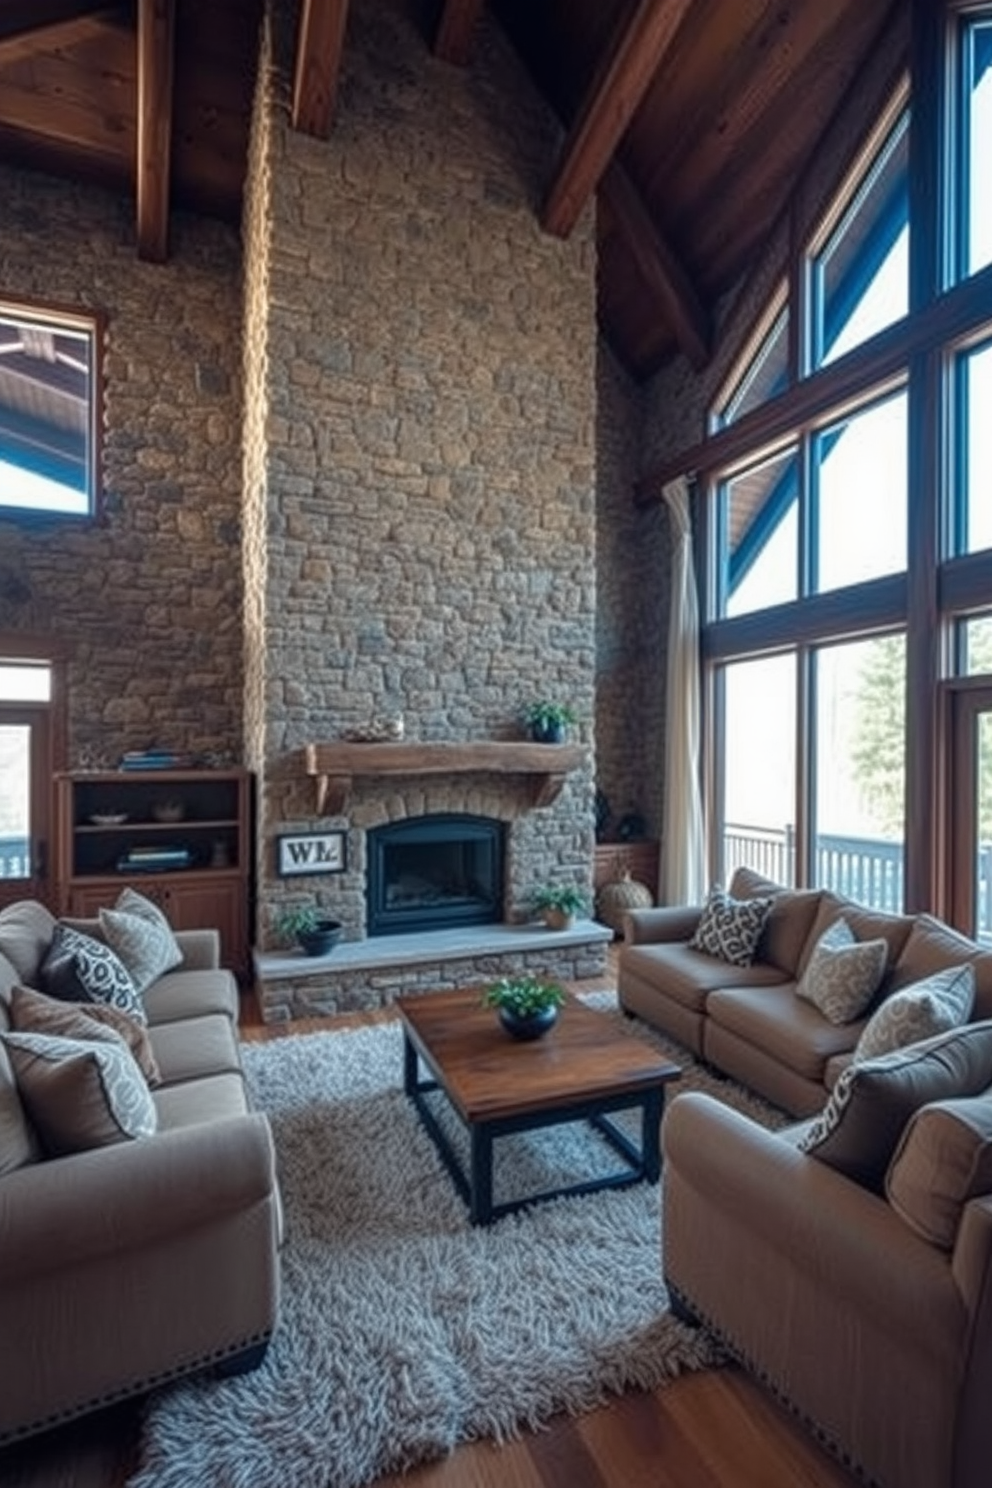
[303,741,585,816]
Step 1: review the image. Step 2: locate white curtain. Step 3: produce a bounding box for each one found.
[660,475,707,904]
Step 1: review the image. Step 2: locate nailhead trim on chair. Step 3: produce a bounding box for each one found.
[667,1281,880,1488]
[0,1327,273,1446]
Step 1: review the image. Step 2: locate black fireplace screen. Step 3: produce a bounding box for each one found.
[366,814,505,936]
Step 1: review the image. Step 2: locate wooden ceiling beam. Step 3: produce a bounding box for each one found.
[600,162,710,371]
[292,0,349,139]
[0,0,113,46]
[542,0,693,239]
[136,0,175,263]
[433,0,485,66]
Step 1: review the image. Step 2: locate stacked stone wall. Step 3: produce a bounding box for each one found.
[252,0,599,944]
[0,167,244,766]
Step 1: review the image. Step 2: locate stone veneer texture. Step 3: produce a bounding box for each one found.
[595,342,668,841]
[250,0,598,944]
[0,166,245,766]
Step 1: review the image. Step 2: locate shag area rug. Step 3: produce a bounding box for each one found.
[128,993,785,1488]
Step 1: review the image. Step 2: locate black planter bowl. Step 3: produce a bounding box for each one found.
[297,919,343,957]
[497,1003,559,1040]
[529,720,566,744]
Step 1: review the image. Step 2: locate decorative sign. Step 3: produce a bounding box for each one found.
[277,830,346,877]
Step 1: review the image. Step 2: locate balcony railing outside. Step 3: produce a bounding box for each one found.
[0,836,30,880]
[724,823,992,941]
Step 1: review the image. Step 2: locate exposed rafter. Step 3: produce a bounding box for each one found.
[433,0,485,67]
[600,162,710,371]
[136,0,175,262]
[542,0,693,240]
[292,0,349,139]
[0,0,113,47]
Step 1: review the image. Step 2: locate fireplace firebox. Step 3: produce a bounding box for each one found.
[366,814,505,936]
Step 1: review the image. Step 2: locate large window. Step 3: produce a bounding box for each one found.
[807,109,909,369]
[0,298,103,520]
[693,2,992,925]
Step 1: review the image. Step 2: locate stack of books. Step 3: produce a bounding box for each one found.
[119,749,193,772]
[117,846,192,873]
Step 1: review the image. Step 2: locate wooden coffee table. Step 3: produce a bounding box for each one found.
[397,987,681,1225]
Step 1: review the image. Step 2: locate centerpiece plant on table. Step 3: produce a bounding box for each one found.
[482,974,566,1040]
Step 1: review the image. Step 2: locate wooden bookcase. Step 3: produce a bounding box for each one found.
[54,769,252,978]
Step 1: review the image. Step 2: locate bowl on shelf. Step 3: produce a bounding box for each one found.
[89,812,128,826]
[151,801,186,824]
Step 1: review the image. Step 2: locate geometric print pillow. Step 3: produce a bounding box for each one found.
[39,923,146,1025]
[854,964,976,1061]
[1,1029,157,1156]
[688,884,774,967]
[795,917,888,1026]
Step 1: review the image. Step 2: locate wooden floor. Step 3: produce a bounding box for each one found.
[0,955,859,1488]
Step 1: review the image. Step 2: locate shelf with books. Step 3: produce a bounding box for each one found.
[54,769,253,976]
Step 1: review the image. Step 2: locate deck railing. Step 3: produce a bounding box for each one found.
[724,823,992,940]
[0,836,30,880]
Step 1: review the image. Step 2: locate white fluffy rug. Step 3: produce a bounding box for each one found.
[128,994,782,1488]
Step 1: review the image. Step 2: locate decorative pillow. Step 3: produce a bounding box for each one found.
[688,885,774,968]
[0,1040,40,1175]
[0,899,58,984]
[9,984,161,1087]
[99,895,182,996]
[854,965,976,1062]
[886,1092,992,1249]
[798,1021,992,1191]
[1,1029,157,1156]
[39,923,146,1025]
[795,917,887,1025]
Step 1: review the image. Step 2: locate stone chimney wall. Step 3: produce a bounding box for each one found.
[246,0,599,943]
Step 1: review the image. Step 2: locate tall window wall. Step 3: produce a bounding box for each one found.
[695,0,992,932]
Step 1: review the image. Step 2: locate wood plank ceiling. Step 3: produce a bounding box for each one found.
[0,0,904,381]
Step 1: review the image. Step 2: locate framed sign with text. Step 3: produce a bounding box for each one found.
[276,830,347,877]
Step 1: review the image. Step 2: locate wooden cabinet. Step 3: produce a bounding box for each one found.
[55,770,252,978]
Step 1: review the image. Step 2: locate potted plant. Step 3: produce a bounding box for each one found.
[531,883,588,931]
[275,906,343,958]
[482,974,566,1039]
[521,699,577,744]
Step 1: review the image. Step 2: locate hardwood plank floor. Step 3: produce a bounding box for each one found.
[0,954,858,1488]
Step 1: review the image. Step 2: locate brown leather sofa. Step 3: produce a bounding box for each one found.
[618,865,992,1116]
[0,899,281,1444]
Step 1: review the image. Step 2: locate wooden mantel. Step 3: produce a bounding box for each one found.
[303,741,585,816]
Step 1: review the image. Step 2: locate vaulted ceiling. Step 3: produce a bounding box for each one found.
[0,0,905,381]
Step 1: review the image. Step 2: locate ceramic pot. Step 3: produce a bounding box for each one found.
[497,1003,558,1040]
[529,719,565,744]
[542,907,575,931]
[298,919,343,957]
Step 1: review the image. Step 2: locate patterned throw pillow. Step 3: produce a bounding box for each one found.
[9,984,160,1086]
[99,891,182,997]
[854,965,975,1062]
[795,917,887,1025]
[687,885,774,968]
[39,923,146,1025]
[798,1020,992,1190]
[1,1029,157,1157]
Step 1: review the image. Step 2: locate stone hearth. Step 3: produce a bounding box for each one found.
[254,919,613,1022]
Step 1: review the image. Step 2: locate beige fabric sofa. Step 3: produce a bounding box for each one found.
[619,865,992,1116]
[0,899,280,1444]
[663,1075,992,1488]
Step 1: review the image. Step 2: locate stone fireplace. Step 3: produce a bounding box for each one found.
[366,814,505,936]
[242,0,601,1020]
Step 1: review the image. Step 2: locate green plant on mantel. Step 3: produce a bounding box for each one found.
[521,700,577,732]
[482,974,566,1018]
